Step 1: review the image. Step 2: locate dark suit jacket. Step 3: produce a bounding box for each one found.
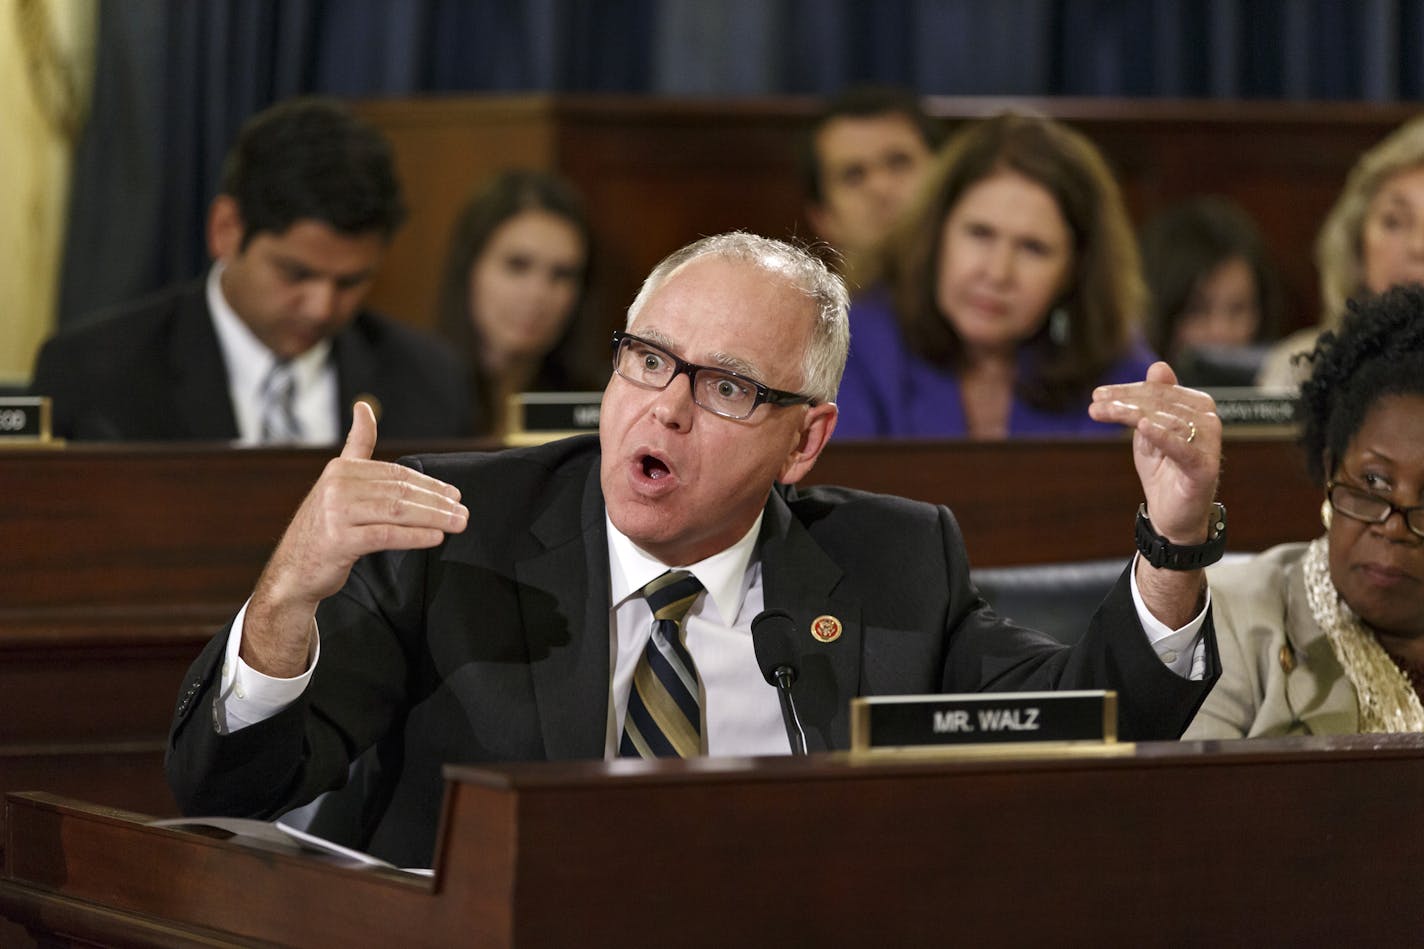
[30,279,472,440]
[166,435,1219,867]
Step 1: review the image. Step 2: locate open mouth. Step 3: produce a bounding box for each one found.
[641,454,671,480]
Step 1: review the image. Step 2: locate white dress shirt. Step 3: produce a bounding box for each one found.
[605,513,790,756]
[206,263,339,446]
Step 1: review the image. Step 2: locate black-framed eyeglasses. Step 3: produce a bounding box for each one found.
[1326,480,1424,539]
[610,331,817,421]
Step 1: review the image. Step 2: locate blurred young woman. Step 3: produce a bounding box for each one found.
[1187,285,1424,737]
[435,170,603,436]
[835,112,1154,439]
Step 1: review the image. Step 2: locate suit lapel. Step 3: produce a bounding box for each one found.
[1282,563,1360,733]
[759,490,862,752]
[516,462,612,759]
[330,321,374,433]
[169,287,239,439]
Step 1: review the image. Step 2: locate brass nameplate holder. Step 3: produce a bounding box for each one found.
[0,396,58,446]
[504,391,602,446]
[850,690,1126,759]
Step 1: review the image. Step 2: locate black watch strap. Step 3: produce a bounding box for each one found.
[1135,502,1227,570]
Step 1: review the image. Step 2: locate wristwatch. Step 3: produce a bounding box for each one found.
[1135,502,1227,570]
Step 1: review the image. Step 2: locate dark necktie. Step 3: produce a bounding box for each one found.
[259,361,302,444]
[619,570,705,758]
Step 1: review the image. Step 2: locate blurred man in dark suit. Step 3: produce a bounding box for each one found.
[31,97,470,444]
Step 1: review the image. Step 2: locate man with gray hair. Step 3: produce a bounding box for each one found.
[168,231,1223,868]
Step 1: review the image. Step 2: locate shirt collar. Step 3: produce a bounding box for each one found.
[206,261,332,398]
[606,511,764,625]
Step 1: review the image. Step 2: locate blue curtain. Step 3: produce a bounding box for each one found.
[56,0,1424,325]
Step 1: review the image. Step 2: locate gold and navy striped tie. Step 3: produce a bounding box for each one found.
[619,570,705,758]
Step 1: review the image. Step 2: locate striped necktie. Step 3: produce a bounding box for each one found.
[619,570,705,758]
[259,360,303,444]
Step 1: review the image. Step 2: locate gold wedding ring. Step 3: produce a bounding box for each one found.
[1185,420,1197,444]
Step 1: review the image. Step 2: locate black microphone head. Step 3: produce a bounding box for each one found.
[751,608,799,686]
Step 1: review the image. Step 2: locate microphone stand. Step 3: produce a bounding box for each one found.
[772,665,807,756]
[752,609,808,756]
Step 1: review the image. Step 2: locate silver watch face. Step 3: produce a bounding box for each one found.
[1136,503,1227,570]
[1207,502,1227,540]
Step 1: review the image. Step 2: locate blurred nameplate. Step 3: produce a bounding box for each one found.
[1206,387,1299,428]
[0,396,55,444]
[505,391,603,446]
[850,690,1120,756]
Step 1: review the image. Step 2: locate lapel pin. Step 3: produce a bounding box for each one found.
[810,614,842,643]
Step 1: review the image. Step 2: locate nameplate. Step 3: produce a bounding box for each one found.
[1205,387,1298,428]
[850,690,1117,752]
[0,396,53,443]
[505,391,602,445]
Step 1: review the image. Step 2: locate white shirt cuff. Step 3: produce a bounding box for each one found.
[1128,553,1211,680]
[215,598,320,733]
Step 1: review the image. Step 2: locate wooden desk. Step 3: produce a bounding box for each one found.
[0,434,1320,840]
[4,735,1424,946]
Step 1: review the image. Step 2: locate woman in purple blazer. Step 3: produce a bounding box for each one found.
[835,112,1157,439]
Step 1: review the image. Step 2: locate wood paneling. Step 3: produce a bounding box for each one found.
[351,98,560,335]
[351,95,1422,342]
[808,430,1320,564]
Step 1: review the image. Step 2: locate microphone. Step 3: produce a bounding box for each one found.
[751,609,807,755]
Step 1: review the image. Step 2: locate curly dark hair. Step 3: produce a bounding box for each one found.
[1299,283,1424,486]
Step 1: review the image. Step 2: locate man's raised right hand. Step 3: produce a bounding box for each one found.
[240,401,469,677]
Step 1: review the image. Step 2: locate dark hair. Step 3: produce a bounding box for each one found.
[1140,196,1280,358]
[1299,284,1424,487]
[801,84,944,206]
[434,170,602,435]
[862,111,1145,412]
[220,97,405,248]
